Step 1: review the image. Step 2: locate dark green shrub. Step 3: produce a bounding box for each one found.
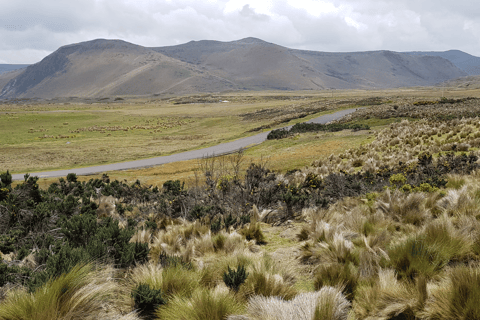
[189,205,210,220]
[144,220,157,231]
[158,252,193,270]
[66,173,78,183]
[0,262,32,288]
[17,246,29,261]
[0,170,12,188]
[267,128,290,140]
[163,180,184,196]
[210,218,222,233]
[132,283,167,319]
[224,213,236,231]
[133,242,149,265]
[223,265,248,292]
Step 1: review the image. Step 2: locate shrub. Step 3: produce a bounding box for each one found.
[389,173,406,188]
[158,252,193,270]
[163,180,184,196]
[267,128,290,140]
[223,265,248,292]
[132,283,167,319]
[66,173,78,183]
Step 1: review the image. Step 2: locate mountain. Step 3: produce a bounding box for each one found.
[406,50,480,75]
[0,64,30,74]
[0,38,468,99]
[0,39,236,99]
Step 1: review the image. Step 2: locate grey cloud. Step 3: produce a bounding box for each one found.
[1,0,480,63]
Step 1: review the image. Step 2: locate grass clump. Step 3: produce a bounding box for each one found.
[156,288,244,320]
[0,263,130,320]
[385,218,472,280]
[314,262,359,300]
[423,265,480,319]
[246,287,350,320]
[240,222,266,244]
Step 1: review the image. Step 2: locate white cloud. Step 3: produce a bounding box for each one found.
[0,0,479,63]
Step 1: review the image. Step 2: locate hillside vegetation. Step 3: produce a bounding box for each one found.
[2,93,480,319]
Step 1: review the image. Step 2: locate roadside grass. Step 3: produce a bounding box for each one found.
[2,95,344,173]
[5,86,466,175]
[27,128,374,190]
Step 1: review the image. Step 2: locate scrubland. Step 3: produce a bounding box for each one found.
[3,91,480,319]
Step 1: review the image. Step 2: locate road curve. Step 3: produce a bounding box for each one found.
[11,108,358,180]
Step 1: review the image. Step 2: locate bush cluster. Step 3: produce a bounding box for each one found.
[0,174,150,292]
[267,122,370,140]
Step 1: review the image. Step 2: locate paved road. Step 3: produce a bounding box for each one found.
[11,108,358,180]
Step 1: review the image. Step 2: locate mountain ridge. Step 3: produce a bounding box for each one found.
[0,37,473,99]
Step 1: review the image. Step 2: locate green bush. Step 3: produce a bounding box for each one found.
[132,283,167,319]
[223,265,248,292]
[158,252,193,270]
[163,180,184,196]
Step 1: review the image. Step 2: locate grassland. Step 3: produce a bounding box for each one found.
[4,87,480,319]
[3,87,480,175]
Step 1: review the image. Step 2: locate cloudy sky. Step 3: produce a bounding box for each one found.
[1,0,480,64]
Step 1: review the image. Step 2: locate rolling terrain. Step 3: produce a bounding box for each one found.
[406,49,480,75]
[0,38,470,99]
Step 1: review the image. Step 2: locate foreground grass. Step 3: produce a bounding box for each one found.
[5,90,480,319]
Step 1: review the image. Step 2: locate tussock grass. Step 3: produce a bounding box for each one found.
[376,189,429,226]
[156,287,244,320]
[386,217,473,280]
[423,265,480,319]
[0,263,137,320]
[127,262,200,302]
[314,262,359,300]
[244,286,350,320]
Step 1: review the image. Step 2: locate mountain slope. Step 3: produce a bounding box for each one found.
[0,64,30,75]
[0,39,234,99]
[0,38,469,98]
[406,50,480,75]
[154,38,466,90]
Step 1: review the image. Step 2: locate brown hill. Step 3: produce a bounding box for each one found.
[154,38,466,90]
[0,38,467,99]
[0,39,235,99]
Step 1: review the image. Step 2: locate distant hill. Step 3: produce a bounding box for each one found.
[0,38,468,99]
[0,64,30,74]
[406,50,480,75]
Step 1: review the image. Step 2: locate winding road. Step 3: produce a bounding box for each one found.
[11,108,358,181]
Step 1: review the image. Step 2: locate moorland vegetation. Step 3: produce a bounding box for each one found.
[2,94,480,319]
